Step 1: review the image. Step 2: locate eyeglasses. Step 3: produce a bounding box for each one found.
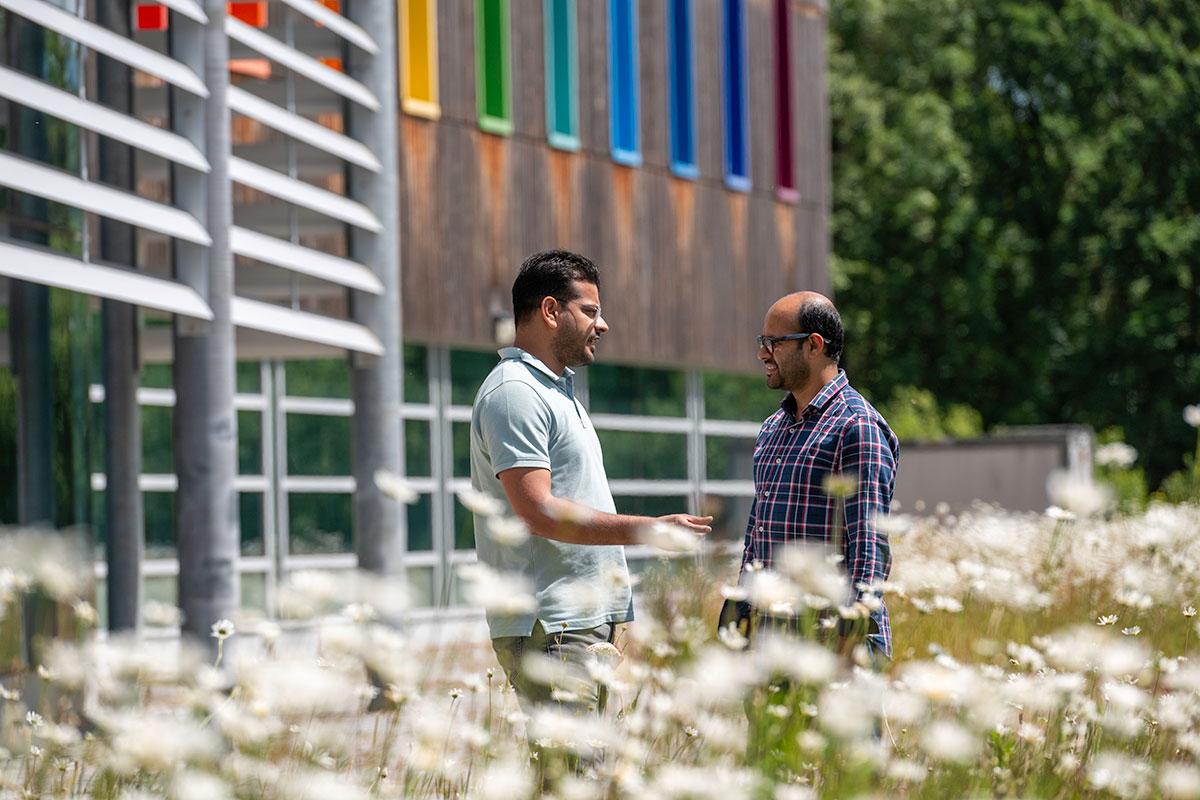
[756,332,813,354]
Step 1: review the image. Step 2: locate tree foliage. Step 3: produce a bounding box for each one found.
[829,0,1200,483]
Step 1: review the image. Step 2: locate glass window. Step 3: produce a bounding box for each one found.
[667,0,697,178]
[608,0,640,164]
[286,413,351,476]
[706,435,756,481]
[241,572,268,611]
[408,565,435,607]
[407,493,434,551]
[404,419,433,477]
[588,364,686,416]
[703,493,754,543]
[773,0,796,198]
[144,491,175,559]
[453,499,476,551]
[703,370,781,421]
[475,0,513,135]
[401,0,441,119]
[450,348,498,405]
[236,361,262,394]
[452,421,472,477]
[285,358,350,398]
[240,491,265,556]
[140,363,172,389]
[288,492,352,554]
[144,576,177,607]
[238,410,263,475]
[404,343,430,404]
[612,494,688,518]
[141,405,173,474]
[544,0,580,150]
[722,0,750,190]
[598,430,687,479]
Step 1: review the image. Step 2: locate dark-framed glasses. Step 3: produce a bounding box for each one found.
[756,332,813,354]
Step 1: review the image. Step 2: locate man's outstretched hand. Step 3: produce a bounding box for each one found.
[657,514,713,534]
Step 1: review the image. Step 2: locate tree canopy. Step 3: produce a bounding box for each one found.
[829,0,1200,484]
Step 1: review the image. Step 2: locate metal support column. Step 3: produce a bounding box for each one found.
[170,2,239,645]
[346,0,406,575]
[12,281,54,526]
[97,0,143,632]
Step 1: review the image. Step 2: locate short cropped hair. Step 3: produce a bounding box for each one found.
[512,250,601,323]
[797,298,844,362]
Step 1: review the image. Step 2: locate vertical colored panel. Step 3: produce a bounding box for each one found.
[401,0,441,119]
[774,0,796,199]
[475,0,512,135]
[722,0,750,190]
[667,0,696,178]
[134,4,169,31]
[608,0,640,165]
[544,0,579,150]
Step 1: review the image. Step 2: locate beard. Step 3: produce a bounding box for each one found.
[552,328,596,368]
[768,356,809,391]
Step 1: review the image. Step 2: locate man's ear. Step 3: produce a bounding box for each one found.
[807,333,826,358]
[540,296,560,328]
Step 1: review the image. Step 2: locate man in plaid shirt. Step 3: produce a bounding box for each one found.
[737,292,899,659]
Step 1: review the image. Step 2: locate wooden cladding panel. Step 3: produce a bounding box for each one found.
[398,2,829,373]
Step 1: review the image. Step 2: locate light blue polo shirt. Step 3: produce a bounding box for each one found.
[469,347,634,638]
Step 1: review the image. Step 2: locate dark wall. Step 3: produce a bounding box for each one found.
[398,0,830,373]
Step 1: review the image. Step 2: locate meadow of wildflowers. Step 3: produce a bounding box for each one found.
[2,458,1200,798]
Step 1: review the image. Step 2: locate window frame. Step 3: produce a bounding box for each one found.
[400,0,442,120]
[607,0,642,166]
[474,0,514,136]
[544,0,581,151]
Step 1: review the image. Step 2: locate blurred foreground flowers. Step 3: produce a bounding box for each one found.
[2,499,1200,798]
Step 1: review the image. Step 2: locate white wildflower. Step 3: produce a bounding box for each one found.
[457,487,505,517]
[72,599,98,625]
[1184,606,1197,618]
[920,720,978,764]
[639,520,700,554]
[747,570,798,616]
[173,770,232,800]
[472,757,533,800]
[1184,405,1200,428]
[886,759,928,783]
[210,619,235,641]
[143,600,182,627]
[485,516,530,546]
[1161,763,1200,800]
[717,622,749,651]
[1095,442,1138,469]
[373,469,418,504]
[1098,615,1119,626]
[25,710,43,727]
[1045,505,1076,521]
[1046,470,1112,518]
[1121,626,1141,637]
[458,563,536,615]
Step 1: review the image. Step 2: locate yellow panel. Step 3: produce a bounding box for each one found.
[401,0,440,119]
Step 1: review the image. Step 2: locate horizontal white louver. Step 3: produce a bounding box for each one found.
[225,17,380,111]
[0,66,209,172]
[0,151,212,245]
[229,226,383,294]
[230,297,384,355]
[227,86,379,172]
[276,0,377,54]
[0,0,208,97]
[0,241,213,319]
[229,156,381,232]
[156,0,207,23]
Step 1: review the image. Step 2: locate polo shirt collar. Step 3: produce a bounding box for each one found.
[497,346,575,386]
[780,369,848,420]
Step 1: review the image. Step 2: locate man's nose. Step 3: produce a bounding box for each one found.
[595,314,609,334]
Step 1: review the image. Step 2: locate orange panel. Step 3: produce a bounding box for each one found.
[228,58,272,79]
[319,57,343,73]
[227,1,268,27]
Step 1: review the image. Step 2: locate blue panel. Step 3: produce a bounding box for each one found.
[667,0,697,178]
[608,0,641,166]
[722,0,750,190]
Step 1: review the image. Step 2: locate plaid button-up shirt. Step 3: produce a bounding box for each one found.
[741,370,899,657]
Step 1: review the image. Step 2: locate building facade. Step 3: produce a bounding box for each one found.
[0,0,830,631]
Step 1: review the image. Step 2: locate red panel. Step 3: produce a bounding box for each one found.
[227,1,268,28]
[319,57,343,73]
[135,3,169,31]
[320,0,340,11]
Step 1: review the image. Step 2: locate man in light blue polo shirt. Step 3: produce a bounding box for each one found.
[470,250,711,711]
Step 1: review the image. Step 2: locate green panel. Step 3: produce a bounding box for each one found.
[240,491,264,556]
[597,430,688,479]
[406,493,433,551]
[474,0,512,134]
[450,348,499,405]
[588,364,686,416]
[703,370,783,421]
[404,344,430,404]
[141,363,172,388]
[404,419,432,477]
[705,435,756,481]
[288,492,352,554]
[286,413,351,475]
[545,0,579,148]
[236,361,262,394]
[144,491,175,559]
[285,358,350,398]
[238,410,263,475]
[141,405,173,474]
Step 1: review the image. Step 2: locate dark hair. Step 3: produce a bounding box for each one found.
[797,298,844,363]
[512,250,601,323]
